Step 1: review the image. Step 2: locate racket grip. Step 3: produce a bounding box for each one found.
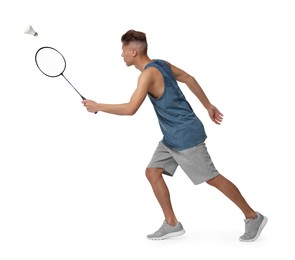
[82,96,97,114]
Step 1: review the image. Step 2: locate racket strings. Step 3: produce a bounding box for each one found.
[35,47,66,77]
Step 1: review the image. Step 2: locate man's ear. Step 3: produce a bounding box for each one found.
[132,49,137,57]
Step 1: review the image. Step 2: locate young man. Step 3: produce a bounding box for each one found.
[82,29,267,241]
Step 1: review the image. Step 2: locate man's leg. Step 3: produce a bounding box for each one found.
[145,167,185,240]
[207,175,267,242]
[206,174,268,241]
[206,174,256,219]
[145,167,178,225]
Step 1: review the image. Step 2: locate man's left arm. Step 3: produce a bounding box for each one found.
[82,73,150,115]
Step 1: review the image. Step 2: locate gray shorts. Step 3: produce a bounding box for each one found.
[147,142,219,185]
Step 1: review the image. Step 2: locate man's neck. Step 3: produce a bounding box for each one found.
[134,56,153,72]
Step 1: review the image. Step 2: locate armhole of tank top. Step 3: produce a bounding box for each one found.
[146,65,166,101]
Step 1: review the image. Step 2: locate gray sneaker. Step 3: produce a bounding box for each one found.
[239,212,268,242]
[147,221,185,240]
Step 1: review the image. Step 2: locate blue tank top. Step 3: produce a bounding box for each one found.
[144,59,207,150]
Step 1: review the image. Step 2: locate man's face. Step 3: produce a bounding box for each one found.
[121,43,134,67]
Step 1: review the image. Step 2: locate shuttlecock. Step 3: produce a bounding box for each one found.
[24,25,38,36]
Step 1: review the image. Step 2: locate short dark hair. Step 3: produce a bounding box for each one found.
[121,29,148,54]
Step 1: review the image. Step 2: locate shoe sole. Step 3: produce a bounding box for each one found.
[147,229,185,240]
[239,216,268,242]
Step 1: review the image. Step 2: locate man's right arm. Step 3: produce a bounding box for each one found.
[169,63,223,125]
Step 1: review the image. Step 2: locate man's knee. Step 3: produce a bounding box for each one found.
[145,168,164,183]
[206,174,223,187]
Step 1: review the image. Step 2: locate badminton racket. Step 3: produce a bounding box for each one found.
[35,46,97,113]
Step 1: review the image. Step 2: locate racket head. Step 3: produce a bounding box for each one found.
[35,47,66,77]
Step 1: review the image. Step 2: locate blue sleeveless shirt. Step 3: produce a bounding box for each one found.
[144,59,207,150]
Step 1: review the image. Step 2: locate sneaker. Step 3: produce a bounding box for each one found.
[147,221,185,240]
[239,212,268,242]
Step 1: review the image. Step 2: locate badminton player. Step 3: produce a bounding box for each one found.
[82,29,267,241]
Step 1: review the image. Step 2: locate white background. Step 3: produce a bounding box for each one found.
[1,0,294,259]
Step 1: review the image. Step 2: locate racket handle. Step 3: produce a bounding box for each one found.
[82,96,97,114]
